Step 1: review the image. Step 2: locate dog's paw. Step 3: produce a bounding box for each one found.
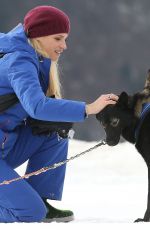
[134,218,145,222]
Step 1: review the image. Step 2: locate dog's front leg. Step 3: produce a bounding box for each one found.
[135,166,150,222]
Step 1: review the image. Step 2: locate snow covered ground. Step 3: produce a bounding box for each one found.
[2,139,150,229]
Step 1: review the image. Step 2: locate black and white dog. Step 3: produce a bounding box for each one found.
[96,70,150,222]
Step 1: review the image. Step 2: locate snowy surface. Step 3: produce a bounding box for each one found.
[2,139,150,229]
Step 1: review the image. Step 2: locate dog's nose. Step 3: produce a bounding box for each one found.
[107,140,119,146]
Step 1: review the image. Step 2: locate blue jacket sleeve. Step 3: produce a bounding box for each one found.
[8,51,86,122]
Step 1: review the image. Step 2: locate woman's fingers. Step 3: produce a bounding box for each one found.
[106,99,117,105]
[105,94,119,101]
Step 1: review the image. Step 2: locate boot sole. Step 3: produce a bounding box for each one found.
[42,214,74,223]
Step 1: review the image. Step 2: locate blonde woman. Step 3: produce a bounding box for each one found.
[0,5,118,223]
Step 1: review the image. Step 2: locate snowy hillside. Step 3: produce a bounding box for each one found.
[2,139,150,229]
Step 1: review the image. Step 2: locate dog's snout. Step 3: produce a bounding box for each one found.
[106,137,120,146]
[107,140,118,146]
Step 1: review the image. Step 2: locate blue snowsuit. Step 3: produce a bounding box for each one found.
[0,24,86,222]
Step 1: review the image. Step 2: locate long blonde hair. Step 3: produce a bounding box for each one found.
[29,38,62,98]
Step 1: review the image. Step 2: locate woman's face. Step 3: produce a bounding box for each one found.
[37,33,68,61]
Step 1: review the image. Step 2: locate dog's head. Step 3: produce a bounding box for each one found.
[96,92,138,146]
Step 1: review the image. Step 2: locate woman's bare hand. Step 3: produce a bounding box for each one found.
[86,94,118,115]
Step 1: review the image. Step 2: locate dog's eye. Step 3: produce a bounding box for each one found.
[110,118,120,127]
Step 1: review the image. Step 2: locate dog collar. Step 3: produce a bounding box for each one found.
[135,103,150,142]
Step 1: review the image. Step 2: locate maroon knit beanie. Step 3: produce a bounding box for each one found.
[24,5,70,38]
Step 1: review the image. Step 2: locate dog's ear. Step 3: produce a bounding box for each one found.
[117,92,129,108]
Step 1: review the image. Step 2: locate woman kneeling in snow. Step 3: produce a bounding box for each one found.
[0,5,118,222]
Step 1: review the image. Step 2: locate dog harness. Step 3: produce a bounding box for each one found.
[135,103,150,141]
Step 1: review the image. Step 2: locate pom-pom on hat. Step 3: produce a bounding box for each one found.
[24,5,70,38]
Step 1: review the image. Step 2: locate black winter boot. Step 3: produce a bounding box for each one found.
[42,199,74,223]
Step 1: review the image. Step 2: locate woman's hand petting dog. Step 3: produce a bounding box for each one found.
[86,94,118,115]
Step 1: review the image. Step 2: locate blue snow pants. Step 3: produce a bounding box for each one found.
[0,124,68,222]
